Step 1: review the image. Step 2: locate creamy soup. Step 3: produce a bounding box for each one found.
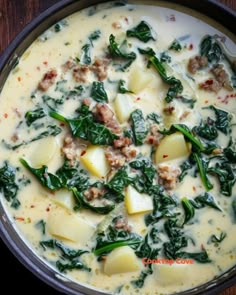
[1,1,236,294]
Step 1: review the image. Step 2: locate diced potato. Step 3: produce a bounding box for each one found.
[154,263,190,286]
[114,93,134,123]
[155,132,190,163]
[104,246,140,275]
[129,67,154,93]
[30,136,57,167]
[80,145,110,178]
[47,208,95,245]
[50,189,75,210]
[125,185,153,214]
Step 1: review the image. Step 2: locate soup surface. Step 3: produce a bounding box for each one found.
[1,1,236,294]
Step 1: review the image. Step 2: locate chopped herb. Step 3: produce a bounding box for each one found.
[118,79,133,94]
[160,52,171,63]
[91,81,108,102]
[146,112,161,124]
[210,232,226,244]
[130,109,148,146]
[54,20,68,33]
[126,21,156,43]
[169,39,182,51]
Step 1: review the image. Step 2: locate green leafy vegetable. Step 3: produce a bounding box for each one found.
[108,34,136,71]
[42,95,64,110]
[91,81,108,102]
[35,219,46,235]
[50,105,118,145]
[20,158,62,190]
[0,162,20,209]
[208,105,231,134]
[130,109,148,146]
[210,232,226,244]
[40,239,90,273]
[54,20,68,33]
[118,79,133,94]
[182,197,195,224]
[160,52,171,63]
[72,187,115,214]
[89,30,101,46]
[200,35,222,64]
[126,21,156,43]
[25,108,46,126]
[194,121,218,141]
[146,112,161,124]
[81,44,91,64]
[93,220,142,256]
[224,138,236,163]
[193,153,213,191]
[190,193,222,211]
[106,167,132,194]
[177,96,196,109]
[148,55,183,102]
[169,39,182,51]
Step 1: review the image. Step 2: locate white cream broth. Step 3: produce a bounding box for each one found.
[1,1,236,294]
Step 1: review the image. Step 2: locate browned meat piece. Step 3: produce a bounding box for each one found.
[158,165,180,190]
[84,186,105,201]
[11,132,19,142]
[199,79,222,93]
[114,217,132,232]
[163,106,175,115]
[121,146,137,161]
[94,103,121,134]
[73,65,89,83]
[114,136,132,148]
[145,125,162,145]
[180,111,190,121]
[61,136,82,163]
[61,59,76,72]
[38,69,57,91]
[211,64,233,91]
[212,148,223,155]
[105,146,126,169]
[187,55,208,74]
[90,58,110,81]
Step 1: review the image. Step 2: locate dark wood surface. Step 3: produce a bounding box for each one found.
[0,0,236,294]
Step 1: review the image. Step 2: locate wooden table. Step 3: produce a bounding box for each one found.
[0,0,235,295]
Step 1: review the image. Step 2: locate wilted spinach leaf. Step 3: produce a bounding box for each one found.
[126,21,156,43]
[130,109,148,146]
[169,39,182,51]
[25,108,46,126]
[91,81,108,102]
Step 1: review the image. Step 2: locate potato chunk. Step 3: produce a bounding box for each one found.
[125,185,153,214]
[154,263,191,286]
[30,136,57,167]
[155,132,190,163]
[47,208,95,245]
[114,93,134,123]
[104,246,140,275]
[129,67,154,93]
[50,189,75,210]
[80,145,110,178]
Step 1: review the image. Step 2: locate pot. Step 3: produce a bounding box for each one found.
[0,1,236,294]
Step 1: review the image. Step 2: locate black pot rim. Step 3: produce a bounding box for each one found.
[0,1,236,295]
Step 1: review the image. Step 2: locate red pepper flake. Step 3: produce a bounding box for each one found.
[43,61,48,66]
[15,217,25,221]
[192,186,196,192]
[189,43,193,50]
[149,137,154,144]
[60,123,65,127]
[17,77,21,82]
[46,207,50,212]
[136,97,141,101]
[204,100,209,104]
[80,150,86,156]
[36,66,41,71]
[124,17,129,24]
[30,205,35,208]
[3,113,8,118]
[163,154,168,159]
[230,94,235,98]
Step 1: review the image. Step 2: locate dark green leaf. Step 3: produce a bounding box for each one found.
[81,44,91,65]
[210,232,226,244]
[25,108,46,126]
[146,112,161,124]
[130,109,148,146]
[20,158,62,190]
[200,35,222,64]
[193,153,213,191]
[191,192,222,211]
[36,219,46,235]
[169,39,182,51]
[106,167,132,194]
[91,81,108,102]
[0,162,20,208]
[177,96,196,109]
[194,121,218,141]
[118,79,133,94]
[182,197,195,224]
[108,34,136,71]
[160,52,171,63]
[126,21,156,43]
[208,105,230,134]
[89,30,101,46]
